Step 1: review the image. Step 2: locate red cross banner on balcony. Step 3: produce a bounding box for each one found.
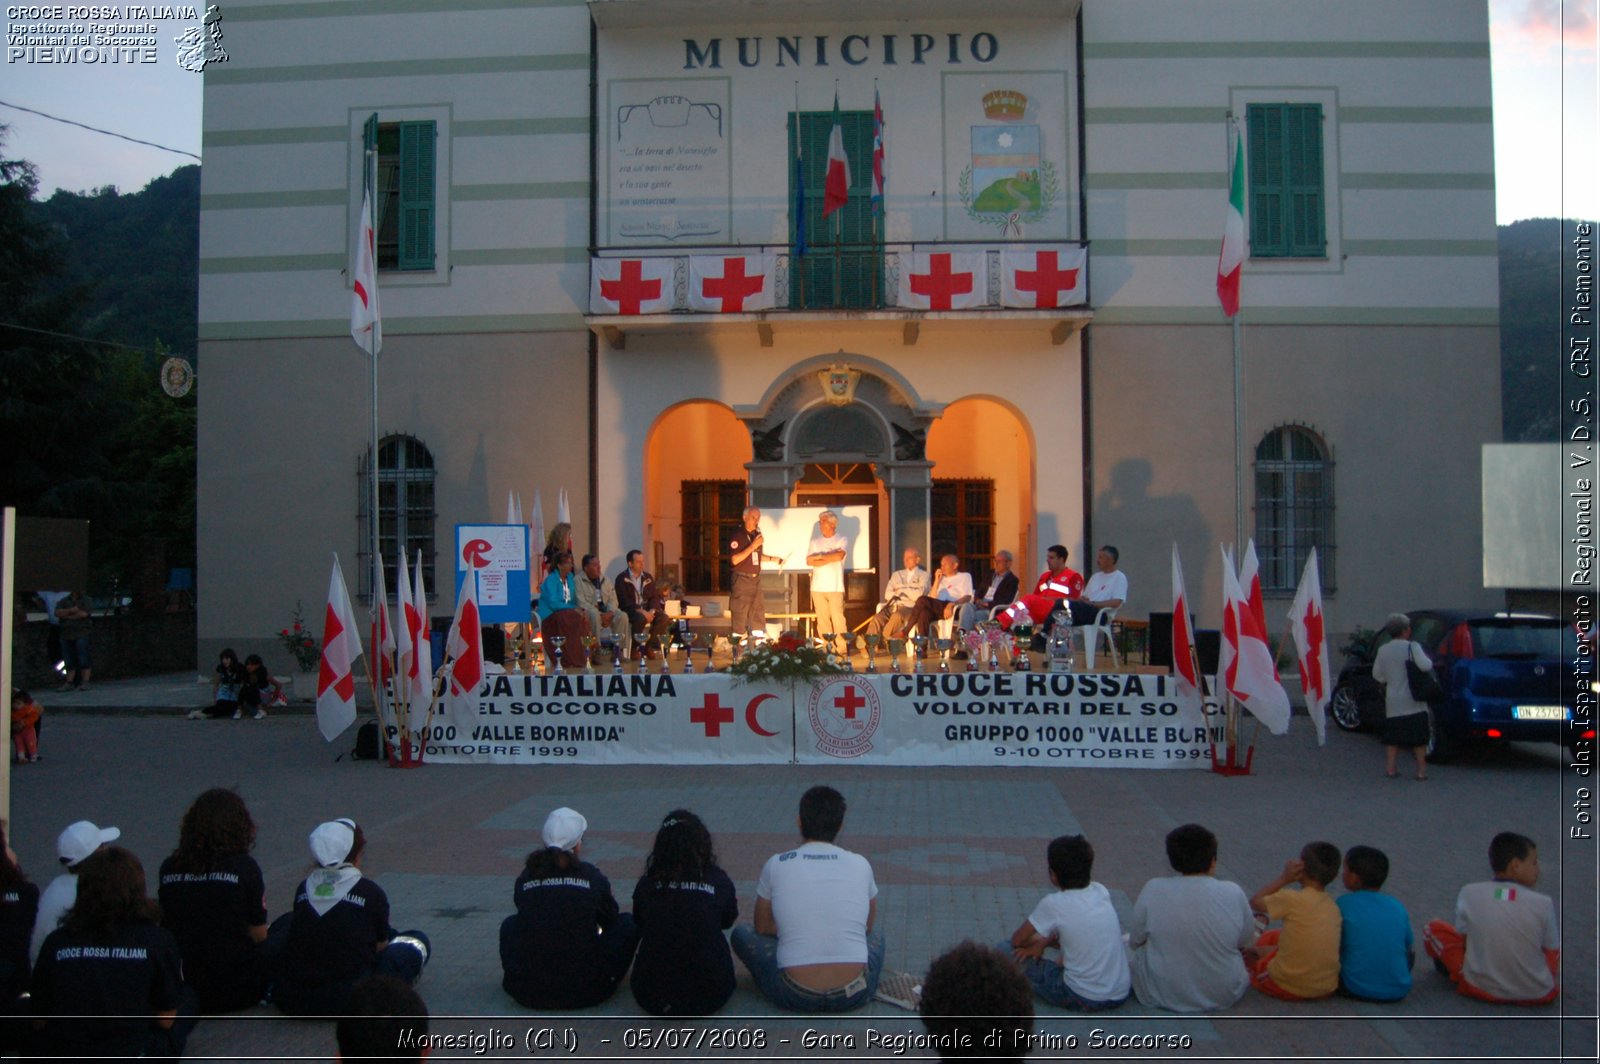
[589,257,674,315]
[895,249,985,310]
[1000,245,1087,309]
[687,253,777,313]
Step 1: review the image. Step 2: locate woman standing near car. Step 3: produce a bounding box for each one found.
[1372,613,1434,780]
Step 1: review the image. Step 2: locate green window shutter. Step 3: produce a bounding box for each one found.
[788,111,881,309]
[397,121,435,271]
[1284,104,1325,256]
[1247,103,1325,259]
[1247,104,1286,256]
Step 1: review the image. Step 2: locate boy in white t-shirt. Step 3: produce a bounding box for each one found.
[1007,834,1130,1010]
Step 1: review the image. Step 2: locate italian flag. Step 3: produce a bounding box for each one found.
[1217,122,1244,317]
[823,91,851,218]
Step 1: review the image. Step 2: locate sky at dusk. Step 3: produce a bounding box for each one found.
[0,0,1595,223]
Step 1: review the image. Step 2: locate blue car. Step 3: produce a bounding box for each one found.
[1329,610,1590,761]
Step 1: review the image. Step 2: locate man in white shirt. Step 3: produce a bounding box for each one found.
[905,554,975,641]
[731,786,884,1012]
[1066,545,1128,626]
[865,547,929,639]
[806,511,849,652]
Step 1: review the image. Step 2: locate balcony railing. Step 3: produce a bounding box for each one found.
[588,239,1089,315]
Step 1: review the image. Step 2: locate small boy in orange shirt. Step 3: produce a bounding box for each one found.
[1247,841,1342,1000]
[11,688,42,763]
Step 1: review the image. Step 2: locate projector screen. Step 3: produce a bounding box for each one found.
[755,506,874,572]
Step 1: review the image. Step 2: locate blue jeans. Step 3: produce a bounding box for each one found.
[999,940,1127,1011]
[731,924,884,1013]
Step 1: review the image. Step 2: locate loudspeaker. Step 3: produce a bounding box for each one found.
[1148,612,1173,667]
[1196,629,1221,676]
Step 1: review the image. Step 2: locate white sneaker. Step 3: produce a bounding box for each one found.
[231,707,242,720]
[186,709,205,720]
[253,708,267,720]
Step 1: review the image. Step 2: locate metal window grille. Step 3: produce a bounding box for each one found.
[357,434,437,601]
[1253,426,1335,592]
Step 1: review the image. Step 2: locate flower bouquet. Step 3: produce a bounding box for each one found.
[278,601,320,671]
[962,624,1012,669]
[727,631,849,685]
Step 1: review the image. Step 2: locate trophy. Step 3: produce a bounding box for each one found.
[729,632,744,664]
[887,638,905,673]
[820,632,836,664]
[962,629,980,672]
[910,634,928,673]
[1047,623,1074,673]
[682,632,702,673]
[610,626,625,674]
[933,638,953,673]
[863,633,881,672]
[1013,622,1034,671]
[549,634,567,675]
[581,635,599,673]
[633,631,649,671]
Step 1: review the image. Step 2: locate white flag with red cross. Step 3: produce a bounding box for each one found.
[316,555,364,741]
[589,257,673,315]
[896,249,984,310]
[1220,546,1291,734]
[1287,547,1331,746]
[1171,544,1202,708]
[1001,245,1087,308]
[688,254,777,313]
[444,569,484,727]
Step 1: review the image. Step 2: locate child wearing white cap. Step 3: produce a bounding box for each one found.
[500,806,638,1008]
[29,819,119,963]
[268,819,431,1016]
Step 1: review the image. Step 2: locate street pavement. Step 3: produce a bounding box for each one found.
[5,674,1595,1062]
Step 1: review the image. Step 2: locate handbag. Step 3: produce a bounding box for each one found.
[1404,643,1444,703]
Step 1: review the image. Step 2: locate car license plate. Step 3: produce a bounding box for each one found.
[1513,705,1567,720]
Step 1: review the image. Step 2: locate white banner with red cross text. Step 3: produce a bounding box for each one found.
[414,671,1221,768]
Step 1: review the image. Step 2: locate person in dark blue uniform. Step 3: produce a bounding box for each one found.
[630,809,738,1016]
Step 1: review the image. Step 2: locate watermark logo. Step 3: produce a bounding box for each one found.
[174,2,224,72]
[4,4,218,67]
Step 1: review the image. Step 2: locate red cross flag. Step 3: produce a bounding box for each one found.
[688,254,776,313]
[317,555,364,742]
[1001,245,1087,308]
[590,257,673,315]
[1171,544,1202,709]
[443,569,484,729]
[1287,547,1331,745]
[896,249,984,310]
[1219,546,1291,735]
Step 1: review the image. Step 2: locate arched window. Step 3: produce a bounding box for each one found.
[357,435,436,600]
[1254,426,1334,592]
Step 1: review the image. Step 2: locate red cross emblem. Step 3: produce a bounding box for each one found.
[1013,251,1080,308]
[599,260,663,315]
[909,253,974,310]
[690,693,735,737]
[832,684,866,720]
[701,257,766,312]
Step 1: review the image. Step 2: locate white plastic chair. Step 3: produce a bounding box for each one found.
[1077,606,1121,670]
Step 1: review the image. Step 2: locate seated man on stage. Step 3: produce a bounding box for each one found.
[996,545,1084,633]
[959,549,1020,632]
[731,786,883,1013]
[865,547,930,640]
[1066,545,1128,626]
[575,553,630,659]
[904,554,974,642]
[614,549,672,657]
[537,551,591,667]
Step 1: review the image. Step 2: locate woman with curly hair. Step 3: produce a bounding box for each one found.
[629,809,738,1016]
[158,788,269,1012]
[29,847,193,1060]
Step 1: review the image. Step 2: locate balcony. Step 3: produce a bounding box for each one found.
[586,240,1093,350]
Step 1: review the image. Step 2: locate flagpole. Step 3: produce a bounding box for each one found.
[1227,114,1245,553]
[362,137,390,757]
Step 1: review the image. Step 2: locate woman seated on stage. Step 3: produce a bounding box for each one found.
[536,551,591,668]
[501,807,637,1010]
[630,809,738,1016]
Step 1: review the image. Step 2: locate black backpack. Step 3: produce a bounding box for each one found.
[349,719,383,761]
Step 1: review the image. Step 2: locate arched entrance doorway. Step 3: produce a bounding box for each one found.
[642,400,752,593]
[926,396,1036,587]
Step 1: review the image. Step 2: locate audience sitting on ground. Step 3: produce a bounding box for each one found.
[1424,831,1559,1005]
[630,809,738,1016]
[500,807,637,1009]
[0,821,38,1053]
[335,974,429,1061]
[919,940,1034,1061]
[1247,841,1343,1001]
[158,788,270,1013]
[1005,834,1129,1011]
[270,819,431,1016]
[732,785,883,1012]
[31,819,119,964]
[1336,845,1414,1002]
[1127,823,1257,1012]
[28,847,196,1060]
